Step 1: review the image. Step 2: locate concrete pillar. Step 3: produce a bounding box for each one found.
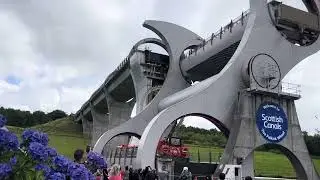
[130,51,152,113]
[91,107,109,146]
[287,101,318,179]
[100,95,135,156]
[107,96,134,129]
[81,116,90,138]
[241,151,254,178]
[81,115,93,141]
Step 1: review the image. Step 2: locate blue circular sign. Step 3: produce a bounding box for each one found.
[256,102,288,143]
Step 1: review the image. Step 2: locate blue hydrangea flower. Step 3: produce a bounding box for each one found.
[47,172,66,180]
[9,156,17,166]
[53,155,71,173]
[22,129,49,146]
[28,142,49,162]
[67,162,79,173]
[0,114,7,128]
[35,164,52,177]
[0,163,12,179]
[68,163,93,180]
[87,151,107,169]
[47,147,57,157]
[22,129,33,141]
[0,129,19,151]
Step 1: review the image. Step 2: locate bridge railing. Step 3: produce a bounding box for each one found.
[75,51,134,117]
[183,10,250,59]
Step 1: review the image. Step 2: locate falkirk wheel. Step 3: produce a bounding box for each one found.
[75,0,320,179]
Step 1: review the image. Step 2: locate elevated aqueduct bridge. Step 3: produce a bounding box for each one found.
[75,0,320,179]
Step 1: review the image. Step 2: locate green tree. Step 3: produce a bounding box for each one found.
[47,110,68,120]
[0,106,67,127]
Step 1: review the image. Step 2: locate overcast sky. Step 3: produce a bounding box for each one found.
[0,0,319,134]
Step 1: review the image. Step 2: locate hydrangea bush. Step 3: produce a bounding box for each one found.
[86,151,108,173]
[0,115,107,180]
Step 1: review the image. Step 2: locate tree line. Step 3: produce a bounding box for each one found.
[176,125,227,147]
[2,106,320,157]
[176,125,320,156]
[0,107,68,127]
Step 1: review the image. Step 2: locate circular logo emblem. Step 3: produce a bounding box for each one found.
[256,102,288,143]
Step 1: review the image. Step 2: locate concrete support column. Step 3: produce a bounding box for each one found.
[101,95,135,154]
[91,106,109,146]
[107,96,134,129]
[130,51,152,113]
[288,101,319,180]
[81,115,93,140]
[231,91,255,177]
[241,152,254,177]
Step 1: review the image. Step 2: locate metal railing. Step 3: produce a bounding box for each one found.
[249,77,301,97]
[281,82,301,96]
[183,10,251,59]
[188,148,222,164]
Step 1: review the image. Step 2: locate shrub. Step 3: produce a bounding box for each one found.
[0,114,106,180]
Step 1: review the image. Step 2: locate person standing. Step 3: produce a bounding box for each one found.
[218,173,225,180]
[73,149,85,164]
[123,166,129,180]
[158,165,169,180]
[102,168,109,180]
[179,167,192,180]
[120,167,125,179]
[109,164,123,180]
[145,169,158,180]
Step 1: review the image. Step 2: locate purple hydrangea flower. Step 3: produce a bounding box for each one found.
[87,151,107,169]
[68,163,93,180]
[35,164,52,177]
[0,114,7,128]
[0,129,19,151]
[47,147,57,157]
[53,155,72,173]
[47,172,66,180]
[22,129,33,141]
[28,142,49,162]
[67,162,78,173]
[22,129,49,146]
[9,156,17,166]
[0,163,12,179]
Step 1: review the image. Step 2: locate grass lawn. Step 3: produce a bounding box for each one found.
[7,117,89,159]
[47,134,89,158]
[187,145,320,178]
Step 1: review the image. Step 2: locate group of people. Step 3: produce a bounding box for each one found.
[73,146,158,180]
[178,168,253,180]
[73,146,254,180]
[103,165,254,180]
[101,164,158,180]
